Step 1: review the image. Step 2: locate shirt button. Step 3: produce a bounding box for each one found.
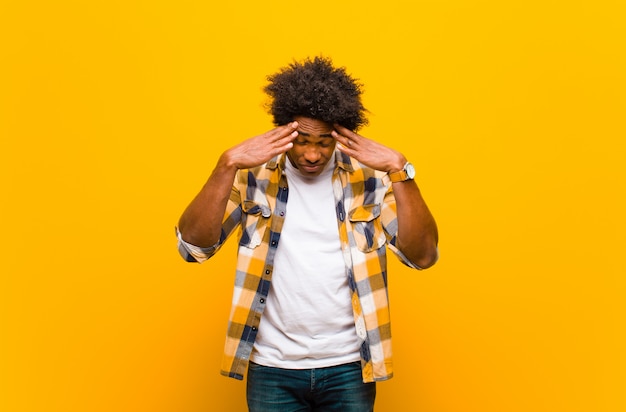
[280,211,284,216]
[265,269,270,274]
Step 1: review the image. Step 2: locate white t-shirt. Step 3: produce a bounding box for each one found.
[250,157,362,368]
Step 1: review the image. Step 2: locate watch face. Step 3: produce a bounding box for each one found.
[406,163,416,179]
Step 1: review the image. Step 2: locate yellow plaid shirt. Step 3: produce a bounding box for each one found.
[177,150,421,383]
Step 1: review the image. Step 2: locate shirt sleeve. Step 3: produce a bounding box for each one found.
[175,181,245,263]
[175,227,219,263]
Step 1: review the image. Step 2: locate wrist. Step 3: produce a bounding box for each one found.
[216,151,240,174]
[387,161,415,183]
[386,155,407,174]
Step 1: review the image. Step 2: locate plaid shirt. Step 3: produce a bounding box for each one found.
[177,149,421,383]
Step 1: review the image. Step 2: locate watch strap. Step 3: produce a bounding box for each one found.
[387,169,409,183]
[388,162,414,183]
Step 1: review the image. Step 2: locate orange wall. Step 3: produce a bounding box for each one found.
[1,1,625,411]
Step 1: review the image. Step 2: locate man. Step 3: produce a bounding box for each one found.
[176,56,438,411]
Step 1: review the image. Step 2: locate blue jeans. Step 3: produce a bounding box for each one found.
[246,361,376,412]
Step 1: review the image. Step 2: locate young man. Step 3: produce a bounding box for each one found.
[176,56,438,411]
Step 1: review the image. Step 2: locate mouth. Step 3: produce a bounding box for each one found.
[300,164,322,173]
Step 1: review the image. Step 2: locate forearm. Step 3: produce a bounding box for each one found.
[392,180,439,269]
[178,154,238,247]
[177,123,299,247]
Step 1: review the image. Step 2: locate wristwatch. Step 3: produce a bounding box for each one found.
[387,162,416,183]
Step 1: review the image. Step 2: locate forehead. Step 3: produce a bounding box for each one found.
[294,116,334,137]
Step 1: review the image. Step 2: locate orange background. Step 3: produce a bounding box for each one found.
[1,1,625,411]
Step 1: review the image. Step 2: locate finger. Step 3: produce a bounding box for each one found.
[281,121,298,133]
[276,127,298,145]
[268,124,298,151]
[332,131,355,152]
[333,132,354,152]
[333,123,357,139]
[331,129,348,143]
[335,140,356,158]
[276,132,298,149]
[279,121,299,136]
[264,142,294,160]
[333,123,348,133]
[264,121,299,142]
[334,126,363,147]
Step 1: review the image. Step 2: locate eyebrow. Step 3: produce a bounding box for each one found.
[297,131,334,138]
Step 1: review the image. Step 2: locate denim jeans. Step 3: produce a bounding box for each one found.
[246,361,376,412]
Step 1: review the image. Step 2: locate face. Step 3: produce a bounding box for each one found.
[286,116,337,177]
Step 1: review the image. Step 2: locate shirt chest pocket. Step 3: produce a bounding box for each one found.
[348,204,386,253]
[239,200,272,249]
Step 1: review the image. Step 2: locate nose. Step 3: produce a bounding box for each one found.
[303,147,321,163]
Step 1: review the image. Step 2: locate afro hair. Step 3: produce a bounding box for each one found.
[264,56,368,131]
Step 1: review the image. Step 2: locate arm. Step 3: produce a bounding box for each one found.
[178,122,299,247]
[332,125,439,269]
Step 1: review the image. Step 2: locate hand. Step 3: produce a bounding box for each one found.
[332,124,406,173]
[223,122,299,170]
